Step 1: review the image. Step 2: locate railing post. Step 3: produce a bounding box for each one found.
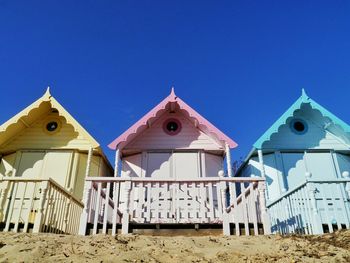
[219,171,230,236]
[0,177,9,222]
[63,188,72,234]
[258,180,271,234]
[343,171,350,199]
[79,181,93,235]
[305,172,323,234]
[122,171,131,234]
[306,183,322,234]
[33,181,49,233]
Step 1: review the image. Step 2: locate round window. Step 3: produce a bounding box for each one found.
[43,119,61,134]
[46,121,59,132]
[290,119,308,134]
[163,118,182,135]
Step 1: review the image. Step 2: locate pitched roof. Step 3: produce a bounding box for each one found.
[0,87,103,153]
[108,88,238,150]
[254,89,350,149]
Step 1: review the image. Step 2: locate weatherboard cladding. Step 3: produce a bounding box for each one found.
[254,89,350,150]
[126,111,223,151]
[109,88,237,150]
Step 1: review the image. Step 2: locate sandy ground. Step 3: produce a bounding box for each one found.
[0,230,349,263]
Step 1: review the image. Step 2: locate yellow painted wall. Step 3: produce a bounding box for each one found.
[0,112,92,153]
[0,153,16,177]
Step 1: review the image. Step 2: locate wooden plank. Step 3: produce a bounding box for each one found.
[216,182,223,219]
[154,182,160,222]
[241,182,249,236]
[146,182,151,222]
[208,182,214,221]
[321,183,333,233]
[230,182,239,236]
[175,183,180,223]
[136,182,144,222]
[5,182,18,232]
[93,183,102,235]
[84,177,266,183]
[112,182,120,235]
[14,182,27,232]
[182,183,188,222]
[199,182,206,223]
[24,182,36,233]
[102,182,111,234]
[252,185,259,235]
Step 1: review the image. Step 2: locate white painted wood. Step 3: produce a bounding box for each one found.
[114,149,120,177]
[225,143,232,177]
[79,180,92,235]
[85,147,93,178]
[205,153,223,177]
[146,153,171,178]
[33,180,49,233]
[111,182,120,235]
[92,183,102,235]
[174,152,199,179]
[23,182,36,233]
[121,153,143,177]
[154,182,160,222]
[121,179,131,234]
[240,183,249,235]
[5,182,18,232]
[258,181,271,234]
[0,180,10,222]
[146,182,151,222]
[208,182,214,221]
[199,182,206,222]
[102,183,111,234]
[13,182,27,232]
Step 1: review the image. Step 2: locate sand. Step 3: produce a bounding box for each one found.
[0,230,349,262]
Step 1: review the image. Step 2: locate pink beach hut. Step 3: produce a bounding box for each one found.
[79,88,270,236]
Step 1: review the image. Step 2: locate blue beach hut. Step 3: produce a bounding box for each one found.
[235,90,350,234]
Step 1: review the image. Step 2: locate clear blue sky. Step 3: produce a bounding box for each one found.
[1,1,350,163]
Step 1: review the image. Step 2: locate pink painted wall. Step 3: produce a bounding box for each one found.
[125,111,223,151]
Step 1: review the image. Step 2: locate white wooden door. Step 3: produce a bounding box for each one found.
[11,151,45,224]
[41,151,73,187]
[173,152,200,179]
[146,152,172,178]
[16,151,45,178]
[173,152,201,221]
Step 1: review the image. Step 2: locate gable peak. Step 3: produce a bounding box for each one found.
[169,86,177,101]
[301,88,310,102]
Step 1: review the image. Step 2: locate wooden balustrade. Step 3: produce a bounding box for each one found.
[79,175,268,236]
[267,179,350,235]
[0,177,83,234]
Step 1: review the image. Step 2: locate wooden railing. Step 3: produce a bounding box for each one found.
[79,174,270,236]
[267,178,350,235]
[0,177,84,234]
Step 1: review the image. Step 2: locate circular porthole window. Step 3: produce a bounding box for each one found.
[163,118,182,135]
[43,119,61,134]
[290,119,308,135]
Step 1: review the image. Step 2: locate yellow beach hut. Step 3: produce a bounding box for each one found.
[0,88,113,234]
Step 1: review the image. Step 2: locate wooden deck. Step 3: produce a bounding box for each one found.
[79,176,271,236]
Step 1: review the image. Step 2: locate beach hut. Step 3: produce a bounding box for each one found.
[235,89,350,234]
[0,88,113,234]
[79,88,270,236]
